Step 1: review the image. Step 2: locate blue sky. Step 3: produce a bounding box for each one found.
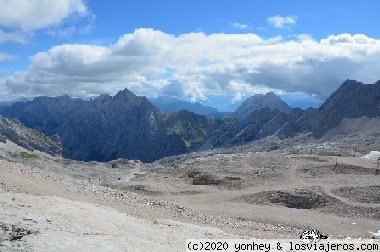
[1,0,380,111]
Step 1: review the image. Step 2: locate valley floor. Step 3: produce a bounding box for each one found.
[0,139,380,251]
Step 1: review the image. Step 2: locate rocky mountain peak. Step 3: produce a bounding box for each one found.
[114,88,137,101]
[234,92,291,120]
[110,88,157,111]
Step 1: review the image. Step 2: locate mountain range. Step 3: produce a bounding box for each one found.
[204,80,380,148]
[0,89,222,162]
[1,79,379,162]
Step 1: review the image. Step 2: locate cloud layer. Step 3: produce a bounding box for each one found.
[1,29,380,102]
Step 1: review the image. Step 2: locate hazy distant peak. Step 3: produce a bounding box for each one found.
[234,92,291,120]
[149,96,218,115]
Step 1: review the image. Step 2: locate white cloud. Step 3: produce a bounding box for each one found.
[267,15,297,28]
[1,29,380,102]
[0,0,87,31]
[0,29,28,43]
[231,22,249,30]
[0,0,91,62]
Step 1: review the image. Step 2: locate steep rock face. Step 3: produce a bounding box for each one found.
[0,115,62,156]
[234,92,291,120]
[1,89,220,162]
[314,80,380,137]
[277,108,320,139]
[207,108,288,147]
[57,89,186,162]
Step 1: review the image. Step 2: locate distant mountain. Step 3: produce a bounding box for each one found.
[234,92,291,120]
[278,94,322,109]
[150,96,218,115]
[0,98,30,108]
[0,115,62,156]
[1,89,222,162]
[203,80,380,148]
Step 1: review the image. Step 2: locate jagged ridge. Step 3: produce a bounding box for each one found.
[0,89,221,162]
[204,80,380,147]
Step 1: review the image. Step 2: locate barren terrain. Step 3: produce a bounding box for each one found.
[1,135,380,251]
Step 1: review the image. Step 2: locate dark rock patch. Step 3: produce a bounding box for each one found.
[332,185,380,203]
[239,188,336,209]
[192,173,221,185]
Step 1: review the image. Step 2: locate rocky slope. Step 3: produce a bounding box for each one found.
[162,110,223,150]
[234,92,291,120]
[314,79,380,137]
[0,115,61,156]
[0,89,221,162]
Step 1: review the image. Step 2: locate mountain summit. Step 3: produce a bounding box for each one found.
[234,92,291,120]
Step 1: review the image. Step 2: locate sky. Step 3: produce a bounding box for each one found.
[0,0,380,111]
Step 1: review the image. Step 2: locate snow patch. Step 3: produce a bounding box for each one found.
[362,151,380,160]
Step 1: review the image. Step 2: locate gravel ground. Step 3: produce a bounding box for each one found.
[1,135,380,250]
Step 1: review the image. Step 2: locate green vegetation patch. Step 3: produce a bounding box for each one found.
[12,151,39,159]
[282,141,296,148]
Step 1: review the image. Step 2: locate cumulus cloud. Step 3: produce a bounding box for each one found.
[0,0,91,62]
[267,15,297,28]
[0,0,87,31]
[1,29,380,102]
